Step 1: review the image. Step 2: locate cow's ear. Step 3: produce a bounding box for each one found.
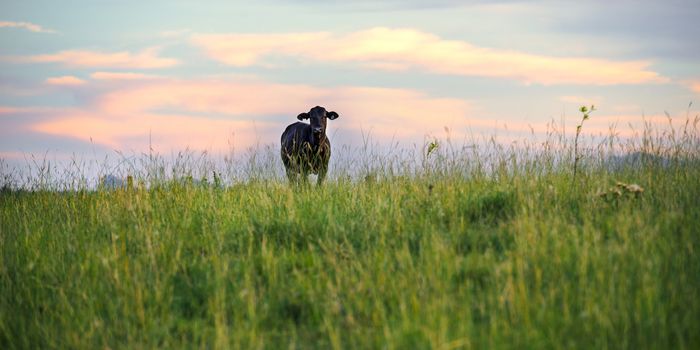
[297,112,309,120]
[327,111,339,120]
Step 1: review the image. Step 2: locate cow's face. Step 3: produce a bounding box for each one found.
[297,106,339,142]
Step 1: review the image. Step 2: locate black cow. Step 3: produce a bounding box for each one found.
[281,106,340,185]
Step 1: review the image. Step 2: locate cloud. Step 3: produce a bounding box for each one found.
[0,106,24,115]
[0,106,56,115]
[678,80,700,96]
[90,72,157,81]
[0,21,56,33]
[158,28,193,39]
[191,27,667,85]
[264,0,511,11]
[32,111,267,151]
[45,76,87,86]
[12,47,178,69]
[17,72,684,155]
[559,95,603,106]
[192,32,331,67]
[326,86,479,140]
[689,81,700,95]
[91,77,482,139]
[25,75,479,152]
[8,73,687,156]
[92,77,321,116]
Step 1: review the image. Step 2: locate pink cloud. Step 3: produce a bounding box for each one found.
[45,76,86,86]
[29,76,481,152]
[33,111,269,151]
[93,78,484,140]
[0,21,55,33]
[192,32,331,66]
[688,81,700,95]
[192,27,667,85]
[26,74,685,155]
[0,106,23,115]
[0,106,60,115]
[18,47,178,69]
[328,86,481,140]
[559,95,603,106]
[94,78,322,116]
[90,72,158,80]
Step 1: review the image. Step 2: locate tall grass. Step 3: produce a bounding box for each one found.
[1,113,699,349]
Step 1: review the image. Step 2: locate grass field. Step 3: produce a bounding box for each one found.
[1,120,699,349]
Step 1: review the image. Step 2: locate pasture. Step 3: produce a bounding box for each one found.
[1,121,699,349]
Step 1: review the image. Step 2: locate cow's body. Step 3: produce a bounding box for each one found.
[281,106,339,185]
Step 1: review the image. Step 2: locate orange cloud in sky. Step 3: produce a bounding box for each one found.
[45,76,86,86]
[1,106,23,114]
[94,78,322,115]
[689,81,700,94]
[559,95,603,106]
[21,47,178,69]
[192,32,331,66]
[191,27,667,85]
[28,74,684,154]
[94,78,487,140]
[90,72,157,80]
[0,21,55,33]
[33,111,269,151]
[0,106,60,115]
[328,86,481,140]
[30,76,481,152]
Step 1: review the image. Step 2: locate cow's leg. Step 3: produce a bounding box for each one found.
[286,167,298,185]
[317,166,327,186]
[299,170,310,187]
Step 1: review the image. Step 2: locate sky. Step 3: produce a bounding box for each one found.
[1,0,699,166]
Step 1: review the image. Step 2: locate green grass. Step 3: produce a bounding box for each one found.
[1,126,700,348]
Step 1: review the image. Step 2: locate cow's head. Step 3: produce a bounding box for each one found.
[297,106,339,141]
